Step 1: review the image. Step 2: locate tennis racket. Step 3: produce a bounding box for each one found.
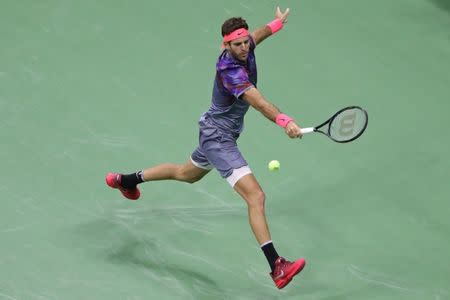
[300,106,368,143]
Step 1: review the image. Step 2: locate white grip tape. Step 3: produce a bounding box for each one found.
[300,127,315,134]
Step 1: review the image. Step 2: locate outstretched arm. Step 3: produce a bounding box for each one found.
[251,7,290,46]
[242,87,302,138]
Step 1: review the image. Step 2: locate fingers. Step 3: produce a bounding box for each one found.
[285,126,302,138]
[276,6,289,14]
[286,130,301,139]
[285,122,302,138]
[283,8,290,22]
[291,129,302,138]
[275,7,290,23]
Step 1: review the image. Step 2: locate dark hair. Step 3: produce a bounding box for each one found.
[221,17,249,37]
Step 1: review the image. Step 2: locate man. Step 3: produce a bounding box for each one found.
[106,7,306,289]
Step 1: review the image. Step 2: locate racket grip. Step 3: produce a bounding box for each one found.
[300,127,315,135]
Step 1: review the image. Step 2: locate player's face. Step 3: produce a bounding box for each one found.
[227,37,250,62]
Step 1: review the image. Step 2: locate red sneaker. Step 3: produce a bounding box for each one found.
[271,257,306,289]
[105,173,140,200]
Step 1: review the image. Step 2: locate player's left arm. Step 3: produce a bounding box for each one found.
[251,6,290,46]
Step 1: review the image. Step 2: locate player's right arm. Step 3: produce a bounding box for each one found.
[242,87,301,138]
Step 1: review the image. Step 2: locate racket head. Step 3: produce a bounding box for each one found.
[316,106,368,143]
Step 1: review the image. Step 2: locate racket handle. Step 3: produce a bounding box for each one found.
[300,127,315,135]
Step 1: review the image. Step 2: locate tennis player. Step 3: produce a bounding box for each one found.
[106,7,305,289]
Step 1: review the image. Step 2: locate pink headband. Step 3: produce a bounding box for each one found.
[223,28,249,43]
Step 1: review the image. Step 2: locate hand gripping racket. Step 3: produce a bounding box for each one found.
[300,106,368,143]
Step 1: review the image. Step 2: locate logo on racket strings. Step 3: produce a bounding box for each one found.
[338,111,356,136]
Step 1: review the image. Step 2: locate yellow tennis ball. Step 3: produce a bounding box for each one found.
[268,160,280,171]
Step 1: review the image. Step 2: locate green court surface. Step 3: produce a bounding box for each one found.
[1,1,449,299]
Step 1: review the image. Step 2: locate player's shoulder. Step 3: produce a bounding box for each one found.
[216,51,243,72]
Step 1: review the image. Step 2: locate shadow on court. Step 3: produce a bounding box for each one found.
[107,240,222,294]
[73,219,226,299]
[429,0,450,14]
[296,280,374,300]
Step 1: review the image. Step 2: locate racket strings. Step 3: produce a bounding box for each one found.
[329,108,368,142]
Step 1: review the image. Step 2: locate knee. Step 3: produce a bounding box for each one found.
[184,175,201,184]
[176,167,202,184]
[247,190,266,210]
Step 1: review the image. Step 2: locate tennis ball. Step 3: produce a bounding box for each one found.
[268,160,280,171]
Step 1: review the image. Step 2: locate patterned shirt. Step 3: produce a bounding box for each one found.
[200,36,257,136]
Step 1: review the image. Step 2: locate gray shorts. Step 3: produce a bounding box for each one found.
[191,122,251,186]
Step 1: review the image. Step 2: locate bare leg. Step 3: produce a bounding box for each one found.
[233,173,271,245]
[143,159,210,184]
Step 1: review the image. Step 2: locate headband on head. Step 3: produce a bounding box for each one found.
[223,28,249,43]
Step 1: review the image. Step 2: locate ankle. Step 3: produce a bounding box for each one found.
[121,171,144,189]
[261,241,279,272]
